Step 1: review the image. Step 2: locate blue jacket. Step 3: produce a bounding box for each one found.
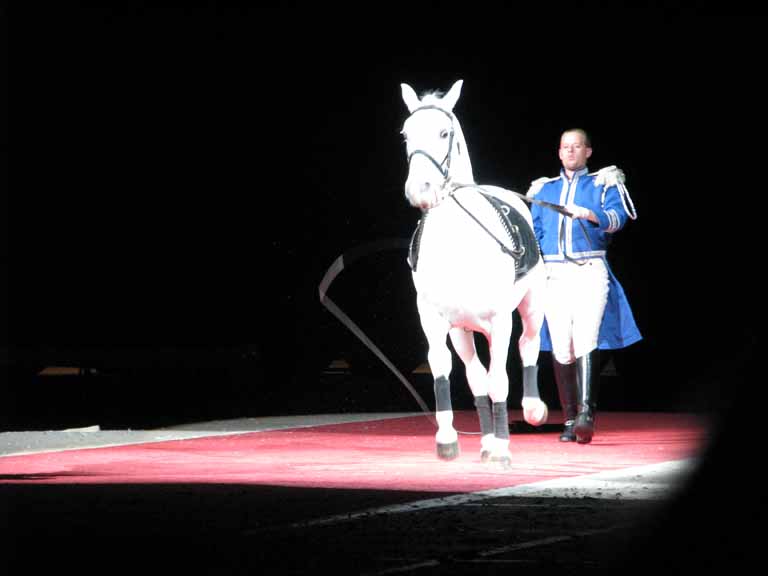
[528,166,642,351]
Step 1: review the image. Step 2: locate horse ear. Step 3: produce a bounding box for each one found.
[442,79,464,112]
[401,83,421,113]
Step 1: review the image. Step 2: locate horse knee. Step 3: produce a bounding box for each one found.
[518,338,541,368]
[465,358,489,397]
[487,383,509,404]
[486,365,509,403]
[427,347,452,379]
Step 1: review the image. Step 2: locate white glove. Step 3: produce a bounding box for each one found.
[565,203,592,220]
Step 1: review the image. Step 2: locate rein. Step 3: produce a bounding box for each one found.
[319,241,482,434]
[403,105,592,256]
[449,188,525,259]
[318,239,436,424]
[319,107,594,421]
[318,188,590,425]
[448,182,594,261]
[450,181,572,217]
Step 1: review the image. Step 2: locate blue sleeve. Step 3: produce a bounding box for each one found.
[531,202,544,246]
[595,185,628,233]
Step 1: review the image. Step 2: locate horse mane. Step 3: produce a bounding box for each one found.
[420,90,445,105]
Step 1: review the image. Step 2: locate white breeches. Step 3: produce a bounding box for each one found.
[544,259,609,365]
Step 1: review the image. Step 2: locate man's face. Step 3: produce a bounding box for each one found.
[558,132,592,172]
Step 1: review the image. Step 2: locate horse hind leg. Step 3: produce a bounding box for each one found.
[521,366,548,426]
[517,278,549,427]
[450,327,493,461]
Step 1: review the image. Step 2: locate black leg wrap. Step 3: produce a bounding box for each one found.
[474,395,493,437]
[552,357,578,442]
[521,365,539,398]
[575,349,600,444]
[435,376,459,460]
[436,441,460,460]
[434,376,452,412]
[492,401,509,440]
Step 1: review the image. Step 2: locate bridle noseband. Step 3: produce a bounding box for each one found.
[405,105,456,181]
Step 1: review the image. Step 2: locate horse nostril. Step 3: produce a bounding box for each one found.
[420,182,431,194]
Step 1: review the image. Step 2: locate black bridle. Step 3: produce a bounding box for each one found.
[404,105,456,180]
[403,106,593,261]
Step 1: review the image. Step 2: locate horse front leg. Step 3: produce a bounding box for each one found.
[418,297,458,460]
[487,312,513,467]
[449,327,494,461]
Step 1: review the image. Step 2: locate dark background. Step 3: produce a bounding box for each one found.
[3,4,762,572]
[8,3,754,431]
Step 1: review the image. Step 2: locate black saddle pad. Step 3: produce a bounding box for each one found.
[408,192,540,280]
[480,192,540,280]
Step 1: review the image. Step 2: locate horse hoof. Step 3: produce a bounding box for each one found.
[437,441,460,460]
[523,399,549,427]
[490,454,512,470]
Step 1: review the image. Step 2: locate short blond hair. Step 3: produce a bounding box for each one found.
[561,128,592,148]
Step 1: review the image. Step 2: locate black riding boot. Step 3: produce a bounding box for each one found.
[552,357,578,442]
[574,349,600,444]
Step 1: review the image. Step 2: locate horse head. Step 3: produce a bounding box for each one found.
[400,80,474,211]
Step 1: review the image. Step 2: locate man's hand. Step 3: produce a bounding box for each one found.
[565,203,598,224]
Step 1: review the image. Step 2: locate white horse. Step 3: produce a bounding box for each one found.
[400,80,548,465]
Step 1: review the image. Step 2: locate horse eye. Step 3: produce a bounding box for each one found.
[439,129,449,139]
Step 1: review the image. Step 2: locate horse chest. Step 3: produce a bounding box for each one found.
[411,203,517,316]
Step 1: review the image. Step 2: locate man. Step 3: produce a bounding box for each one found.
[527,129,641,443]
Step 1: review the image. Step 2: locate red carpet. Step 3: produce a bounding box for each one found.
[0,412,708,492]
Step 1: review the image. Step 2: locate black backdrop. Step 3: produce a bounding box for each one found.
[7,4,761,568]
[12,4,753,423]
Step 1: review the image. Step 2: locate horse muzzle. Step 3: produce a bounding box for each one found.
[405,178,447,211]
